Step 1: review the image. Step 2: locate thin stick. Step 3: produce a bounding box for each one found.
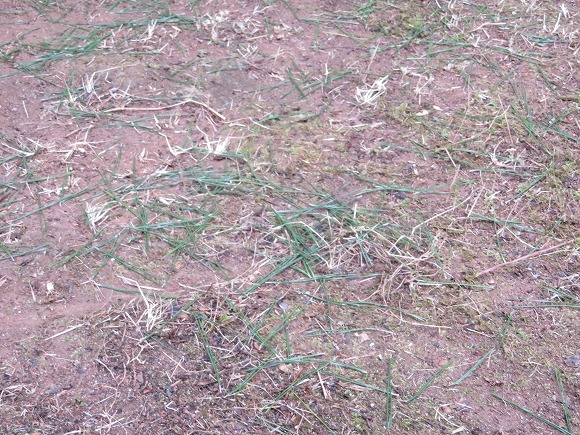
[476,240,573,278]
[44,323,86,341]
[103,99,226,120]
[317,370,330,399]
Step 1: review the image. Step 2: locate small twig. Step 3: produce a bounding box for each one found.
[558,95,579,102]
[96,358,116,379]
[476,240,573,278]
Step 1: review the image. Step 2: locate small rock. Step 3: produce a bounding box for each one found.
[393,191,406,200]
[564,355,580,368]
[46,384,62,395]
[279,364,291,373]
[356,332,370,342]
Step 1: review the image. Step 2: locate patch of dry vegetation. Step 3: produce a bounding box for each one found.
[0,0,578,433]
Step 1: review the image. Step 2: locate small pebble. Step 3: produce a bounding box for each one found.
[46,384,62,395]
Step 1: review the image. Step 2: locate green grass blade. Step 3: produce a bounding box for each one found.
[405,361,451,403]
[385,358,394,429]
[450,349,495,386]
[196,315,222,393]
[492,392,572,435]
[554,368,573,434]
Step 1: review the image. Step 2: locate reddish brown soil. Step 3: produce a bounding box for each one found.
[0,1,578,434]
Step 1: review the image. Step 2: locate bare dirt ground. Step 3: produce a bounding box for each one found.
[0,1,579,434]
